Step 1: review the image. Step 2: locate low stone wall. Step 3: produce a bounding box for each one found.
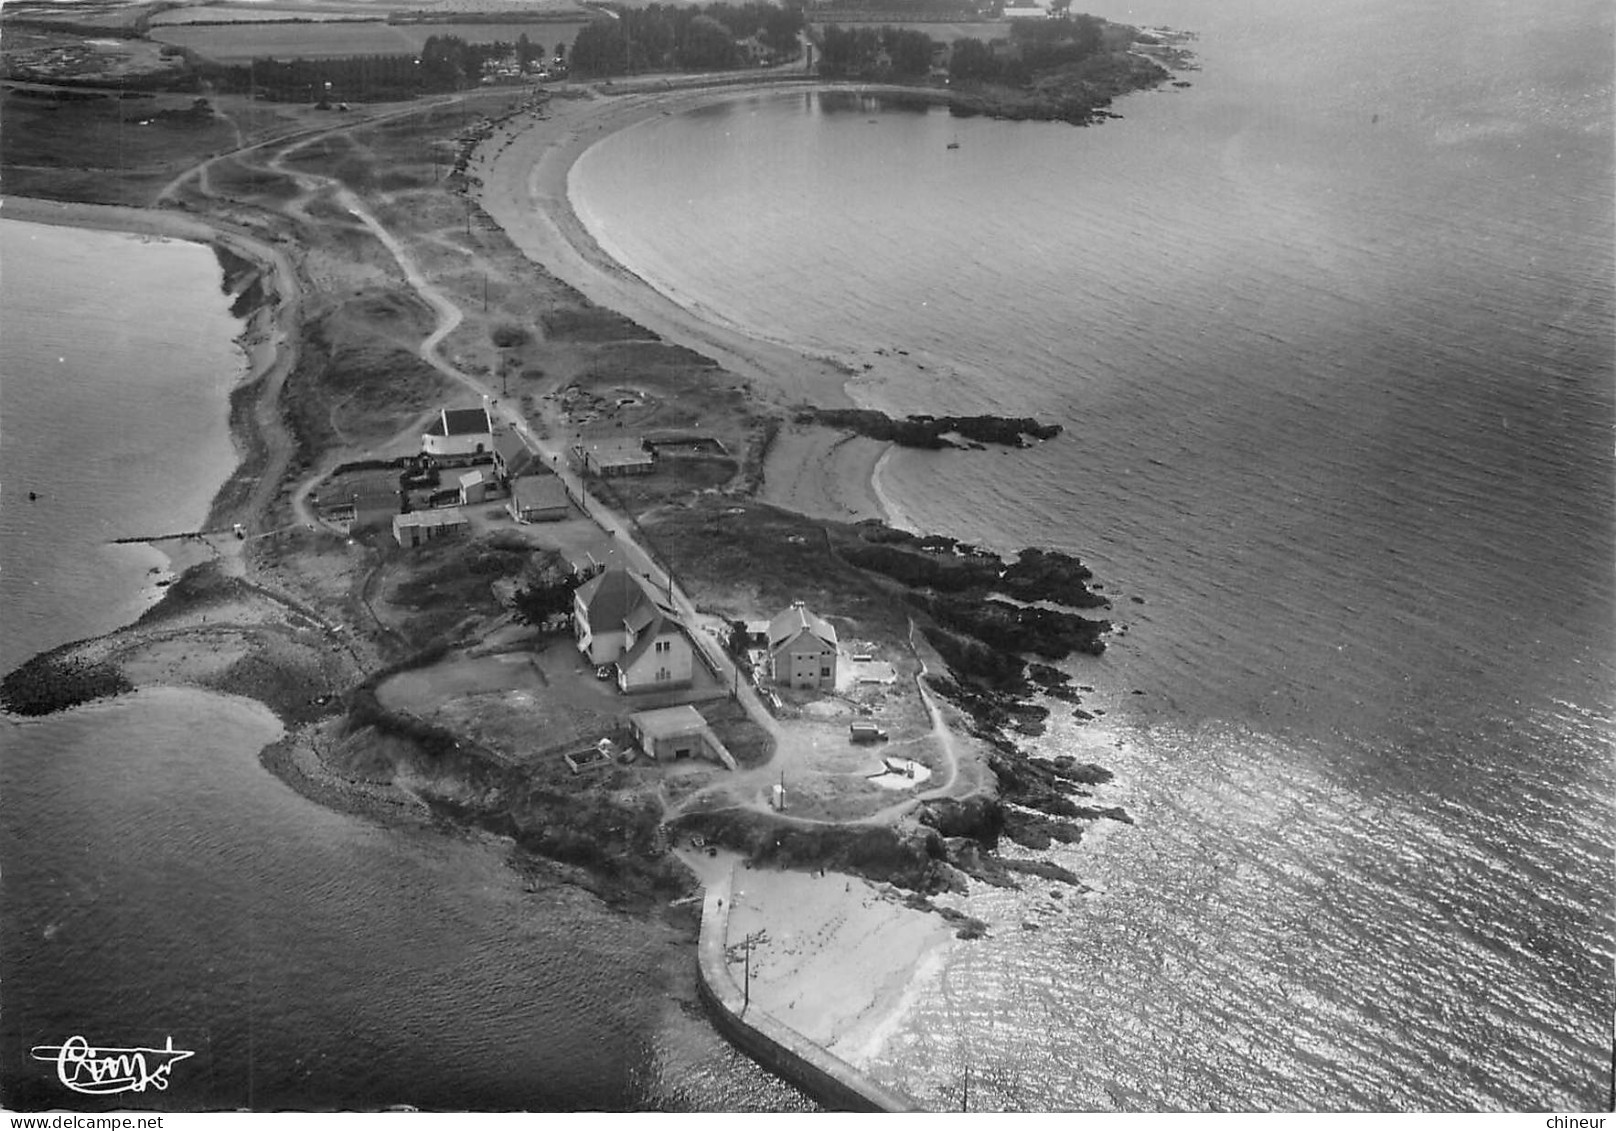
[695,870,915,1113]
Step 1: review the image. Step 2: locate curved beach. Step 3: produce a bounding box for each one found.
[475,82,897,524]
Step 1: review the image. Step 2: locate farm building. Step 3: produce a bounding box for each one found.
[767,600,839,690]
[575,437,654,478]
[627,705,736,769]
[392,507,468,547]
[508,474,569,523]
[422,406,493,465]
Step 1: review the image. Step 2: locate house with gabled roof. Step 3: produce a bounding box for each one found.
[573,567,693,692]
[767,600,839,690]
[493,430,538,483]
[422,405,494,465]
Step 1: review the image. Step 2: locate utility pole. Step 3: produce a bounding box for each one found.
[730,929,766,1015]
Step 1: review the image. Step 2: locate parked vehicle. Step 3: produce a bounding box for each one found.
[849,722,888,744]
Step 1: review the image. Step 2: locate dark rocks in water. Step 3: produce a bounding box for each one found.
[838,526,1105,615]
[2,650,133,716]
[798,406,1061,450]
[999,856,1082,885]
[919,795,1005,846]
[1003,809,1086,850]
[1000,547,1097,599]
[1070,805,1133,825]
[1130,595,1146,604]
[1050,756,1113,785]
[924,597,1109,662]
[1026,662,1074,694]
[1072,707,1095,721]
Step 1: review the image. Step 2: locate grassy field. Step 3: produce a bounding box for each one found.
[150,20,596,61]
[0,89,240,204]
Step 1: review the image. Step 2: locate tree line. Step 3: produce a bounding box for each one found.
[202,34,562,102]
[819,13,1108,83]
[568,3,804,77]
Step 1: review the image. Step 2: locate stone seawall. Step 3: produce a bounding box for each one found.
[695,870,916,1113]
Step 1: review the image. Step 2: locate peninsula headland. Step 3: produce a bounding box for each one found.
[2,6,1193,1108]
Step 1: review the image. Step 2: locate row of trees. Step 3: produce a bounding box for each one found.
[206,35,559,101]
[817,24,934,78]
[819,14,1110,84]
[568,3,804,77]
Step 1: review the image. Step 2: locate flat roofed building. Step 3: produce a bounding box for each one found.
[392,507,468,547]
[576,438,654,478]
[628,705,735,769]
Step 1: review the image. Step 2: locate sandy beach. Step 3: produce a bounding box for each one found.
[475,83,864,412]
[759,424,891,524]
[724,864,955,1069]
[475,81,912,526]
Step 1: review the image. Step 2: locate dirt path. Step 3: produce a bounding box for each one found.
[135,79,977,840]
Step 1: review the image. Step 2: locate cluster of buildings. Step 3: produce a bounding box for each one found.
[573,566,844,702]
[318,404,576,546]
[568,568,847,775]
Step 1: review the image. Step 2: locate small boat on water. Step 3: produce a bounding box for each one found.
[947,140,960,149]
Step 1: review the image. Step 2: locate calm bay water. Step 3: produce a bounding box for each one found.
[570,0,1614,1110]
[0,221,243,672]
[0,223,809,1111]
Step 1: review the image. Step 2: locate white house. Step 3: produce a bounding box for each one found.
[422,406,494,465]
[572,567,693,692]
[767,600,838,690]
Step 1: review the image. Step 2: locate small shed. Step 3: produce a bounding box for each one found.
[392,507,468,547]
[458,468,490,506]
[508,474,570,523]
[628,705,737,770]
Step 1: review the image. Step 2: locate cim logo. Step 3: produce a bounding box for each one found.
[31,1036,195,1096]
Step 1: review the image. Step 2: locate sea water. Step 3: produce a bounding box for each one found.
[0,222,810,1110]
[568,0,1614,1109]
